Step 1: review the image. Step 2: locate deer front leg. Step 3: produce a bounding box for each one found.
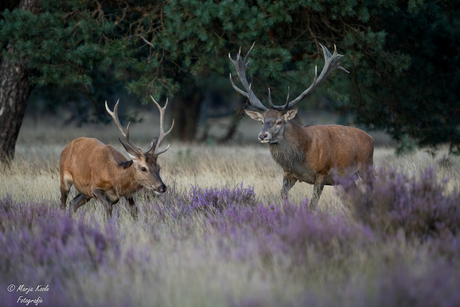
[310,175,325,211]
[127,197,138,220]
[281,174,297,201]
[92,189,114,219]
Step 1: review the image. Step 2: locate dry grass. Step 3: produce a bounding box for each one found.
[3,115,457,208]
[1,115,460,307]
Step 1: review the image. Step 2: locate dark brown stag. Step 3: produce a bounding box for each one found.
[229,43,374,210]
[59,97,174,218]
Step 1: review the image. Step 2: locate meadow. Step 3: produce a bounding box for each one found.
[1,113,460,307]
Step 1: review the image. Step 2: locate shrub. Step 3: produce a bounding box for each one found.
[209,197,372,265]
[143,182,257,221]
[372,260,460,307]
[276,205,373,264]
[189,182,257,213]
[0,195,119,282]
[339,166,460,241]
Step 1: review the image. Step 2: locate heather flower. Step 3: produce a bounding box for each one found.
[142,182,257,222]
[373,260,460,307]
[338,166,460,241]
[0,196,119,283]
[189,182,257,214]
[208,193,373,265]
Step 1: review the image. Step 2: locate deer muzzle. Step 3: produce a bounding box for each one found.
[258,131,272,143]
[153,183,167,195]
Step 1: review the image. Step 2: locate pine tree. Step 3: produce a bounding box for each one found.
[1,0,459,162]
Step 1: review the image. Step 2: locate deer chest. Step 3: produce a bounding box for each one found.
[104,189,121,203]
[269,144,317,183]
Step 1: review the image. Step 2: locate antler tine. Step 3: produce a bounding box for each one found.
[277,44,349,110]
[282,86,291,110]
[268,88,274,108]
[228,43,268,111]
[229,73,250,98]
[150,96,174,156]
[270,86,292,110]
[244,42,256,63]
[105,100,143,156]
[315,43,350,84]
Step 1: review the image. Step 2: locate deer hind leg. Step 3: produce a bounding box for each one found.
[310,175,325,211]
[71,194,92,213]
[127,197,138,220]
[357,160,375,191]
[365,159,375,190]
[60,178,72,210]
[92,189,114,219]
[281,174,297,201]
[341,173,359,194]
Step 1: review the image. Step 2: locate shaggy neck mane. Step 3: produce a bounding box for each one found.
[268,121,307,172]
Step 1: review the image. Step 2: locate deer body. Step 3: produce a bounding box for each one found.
[229,44,374,209]
[60,98,174,219]
[270,122,374,185]
[60,137,144,203]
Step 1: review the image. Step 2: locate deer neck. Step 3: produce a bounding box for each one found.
[268,121,307,173]
[114,163,143,196]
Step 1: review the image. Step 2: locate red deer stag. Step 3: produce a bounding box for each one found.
[229,43,374,210]
[59,97,174,219]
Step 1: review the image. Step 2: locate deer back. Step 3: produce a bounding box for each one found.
[60,137,143,197]
[269,122,374,183]
[300,125,374,174]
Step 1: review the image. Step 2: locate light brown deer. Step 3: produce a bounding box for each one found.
[229,43,374,210]
[59,97,174,219]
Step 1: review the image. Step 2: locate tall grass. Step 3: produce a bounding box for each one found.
[1,117,460,306]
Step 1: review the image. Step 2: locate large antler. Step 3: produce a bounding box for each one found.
[271,44,349,110]
[105,100,144,156]
[228,43,268,111]
[150,96,174,156]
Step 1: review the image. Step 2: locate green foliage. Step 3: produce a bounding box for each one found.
[0,1,122,87]
[343,0,460,153]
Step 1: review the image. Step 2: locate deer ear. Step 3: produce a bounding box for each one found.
[244,109,264,122]
[284,108,298,121]
[119,139,141,160]
[118,160,133,169]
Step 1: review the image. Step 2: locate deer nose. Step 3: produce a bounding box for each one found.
[157,184,167,193]
[258,132,269,142]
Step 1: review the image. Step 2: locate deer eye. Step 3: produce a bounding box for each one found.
[141,167,147,172]
[276,120,282,125]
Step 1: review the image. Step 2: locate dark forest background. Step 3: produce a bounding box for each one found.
[1,0,459,162]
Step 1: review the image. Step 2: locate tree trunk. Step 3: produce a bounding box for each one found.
[218,97,248,143]
[0,0,41,164]
[170,85,204,142]
[0,51,33,163]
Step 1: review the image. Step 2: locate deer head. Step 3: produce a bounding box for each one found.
[244,109,298,143]
[105,97,174,194]
[229,43,349,143]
